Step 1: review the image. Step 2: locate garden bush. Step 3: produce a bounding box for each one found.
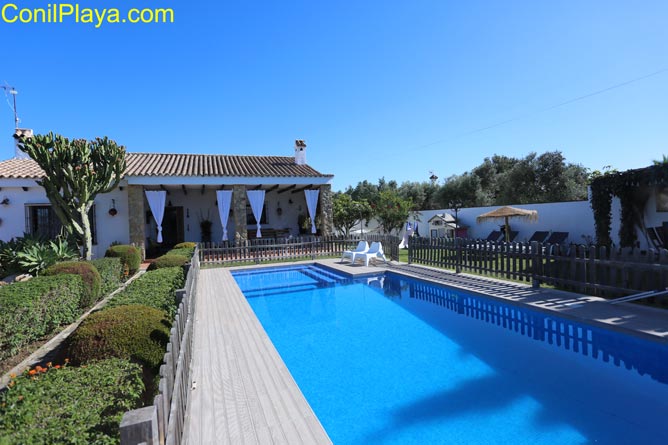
[147,254,189,270]
[0,235,78,277]
[106,267,185,318]
[167,247,195,257]
[0,358,143,445]
[104,244,141,275]
[0,275,83,360]
[173,241,196,250]
[44,261,102,308]
[90,257,123,296]
[67,305,171,377]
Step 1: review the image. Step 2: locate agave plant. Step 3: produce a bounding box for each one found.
[16,244,59,276]
[49,236,78,261]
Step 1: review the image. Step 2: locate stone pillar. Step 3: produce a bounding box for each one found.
[232,185,248,244]
[318,184,333,236]
[127,185,146,259]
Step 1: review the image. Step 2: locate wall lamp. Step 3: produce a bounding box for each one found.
[1,197,9,206]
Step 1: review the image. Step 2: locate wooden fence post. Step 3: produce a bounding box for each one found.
[120,406,159,445]
[455,238,462,273]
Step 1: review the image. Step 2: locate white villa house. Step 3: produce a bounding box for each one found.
[0,139,334,258]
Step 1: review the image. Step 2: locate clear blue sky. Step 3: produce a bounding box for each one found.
[1,0,666,191]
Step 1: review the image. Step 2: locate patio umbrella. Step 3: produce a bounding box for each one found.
[476,206,538,241]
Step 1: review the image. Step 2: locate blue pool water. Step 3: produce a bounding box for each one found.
[233,265,668,445]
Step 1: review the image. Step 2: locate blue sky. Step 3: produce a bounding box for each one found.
[1,0,666,191]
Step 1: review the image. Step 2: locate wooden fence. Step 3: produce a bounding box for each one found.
[120,246,200,445]
[409,237,668,297]
[200,234,400,266]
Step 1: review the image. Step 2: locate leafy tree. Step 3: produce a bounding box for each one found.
[375,190,413,235]
[437,173,484,208]
[17,133,126,260]
[332,193,373,236]
[398,181,441,210]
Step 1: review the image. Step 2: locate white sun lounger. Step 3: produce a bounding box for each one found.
[352,241,387,267]
[341,241,369,263]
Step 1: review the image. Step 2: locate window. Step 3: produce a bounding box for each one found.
[25,204,97,244]
[246,203,267,225]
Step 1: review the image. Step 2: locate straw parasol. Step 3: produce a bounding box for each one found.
[476,206,538,241]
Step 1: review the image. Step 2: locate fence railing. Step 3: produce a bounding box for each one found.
[120,246,200,445]
[200,234,400,266]
[408,237,668,297]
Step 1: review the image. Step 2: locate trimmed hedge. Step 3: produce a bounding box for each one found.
[0,358,143,445]
[90,257,123,297]
[105,245,141,275]
[106,266,185,318]
[44,261,102,308]
[0,275,84,360]
[147,254,189,271]
[67,305,171,375]
[173,242,196,250]
[166,247,194,257]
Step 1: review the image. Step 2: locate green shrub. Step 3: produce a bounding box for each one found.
[147,254,189,271]
[1,235,78,276]
[173,241,196,249]
[67,305,170,375]
[90,257,123,297]
[104,245,141,275]
[106,267,184,318]
[0,275,83,360]
[0,358,143,445]
[166,247,194,257]
[44,261,102,308]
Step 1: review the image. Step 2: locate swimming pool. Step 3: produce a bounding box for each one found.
[233,264,668,445]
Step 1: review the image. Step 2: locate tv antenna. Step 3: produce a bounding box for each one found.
[1,84,19,129]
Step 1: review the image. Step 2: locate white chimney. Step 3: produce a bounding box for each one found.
[294,139,307,165]
[13,128,33,159]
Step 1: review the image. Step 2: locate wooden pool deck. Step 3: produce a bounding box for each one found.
[183,259,668,444]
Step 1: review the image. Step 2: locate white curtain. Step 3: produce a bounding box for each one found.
[246,190,266,238]
[145,190,166,243]
[304,189,320,234]
[216,190,233,241]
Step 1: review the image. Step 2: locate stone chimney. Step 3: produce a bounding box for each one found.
[13,128,33,159]
[294,139,307,165]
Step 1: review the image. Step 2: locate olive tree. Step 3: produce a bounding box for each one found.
[17,133,126,260]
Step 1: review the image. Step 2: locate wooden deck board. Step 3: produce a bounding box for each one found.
[183,268,332,445]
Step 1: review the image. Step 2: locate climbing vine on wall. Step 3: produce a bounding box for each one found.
[589,164,668,248]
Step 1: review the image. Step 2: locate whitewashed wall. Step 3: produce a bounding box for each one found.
[0,180,130,258]
[144,187,312,243]
[406,200,596,246]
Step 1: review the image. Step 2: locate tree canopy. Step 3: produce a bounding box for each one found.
[344,151,588,213]
[17,133,126,260]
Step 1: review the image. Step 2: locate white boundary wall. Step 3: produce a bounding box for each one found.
[412,200,596,246]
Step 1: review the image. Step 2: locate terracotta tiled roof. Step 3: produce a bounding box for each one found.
[0,153,333,179]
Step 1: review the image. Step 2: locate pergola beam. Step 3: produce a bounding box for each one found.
[277,185,296,194]
[182,185,188,195]
[291,185,313,194]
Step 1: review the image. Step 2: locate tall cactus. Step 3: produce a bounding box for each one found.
[17,133,126,260]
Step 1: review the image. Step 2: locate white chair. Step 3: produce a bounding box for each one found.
[352,241,387,267]
[341,241,369,263]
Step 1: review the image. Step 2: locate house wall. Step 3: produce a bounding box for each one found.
[0,180,130,258]
[144,187,313,244]
[406,200,596,245]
